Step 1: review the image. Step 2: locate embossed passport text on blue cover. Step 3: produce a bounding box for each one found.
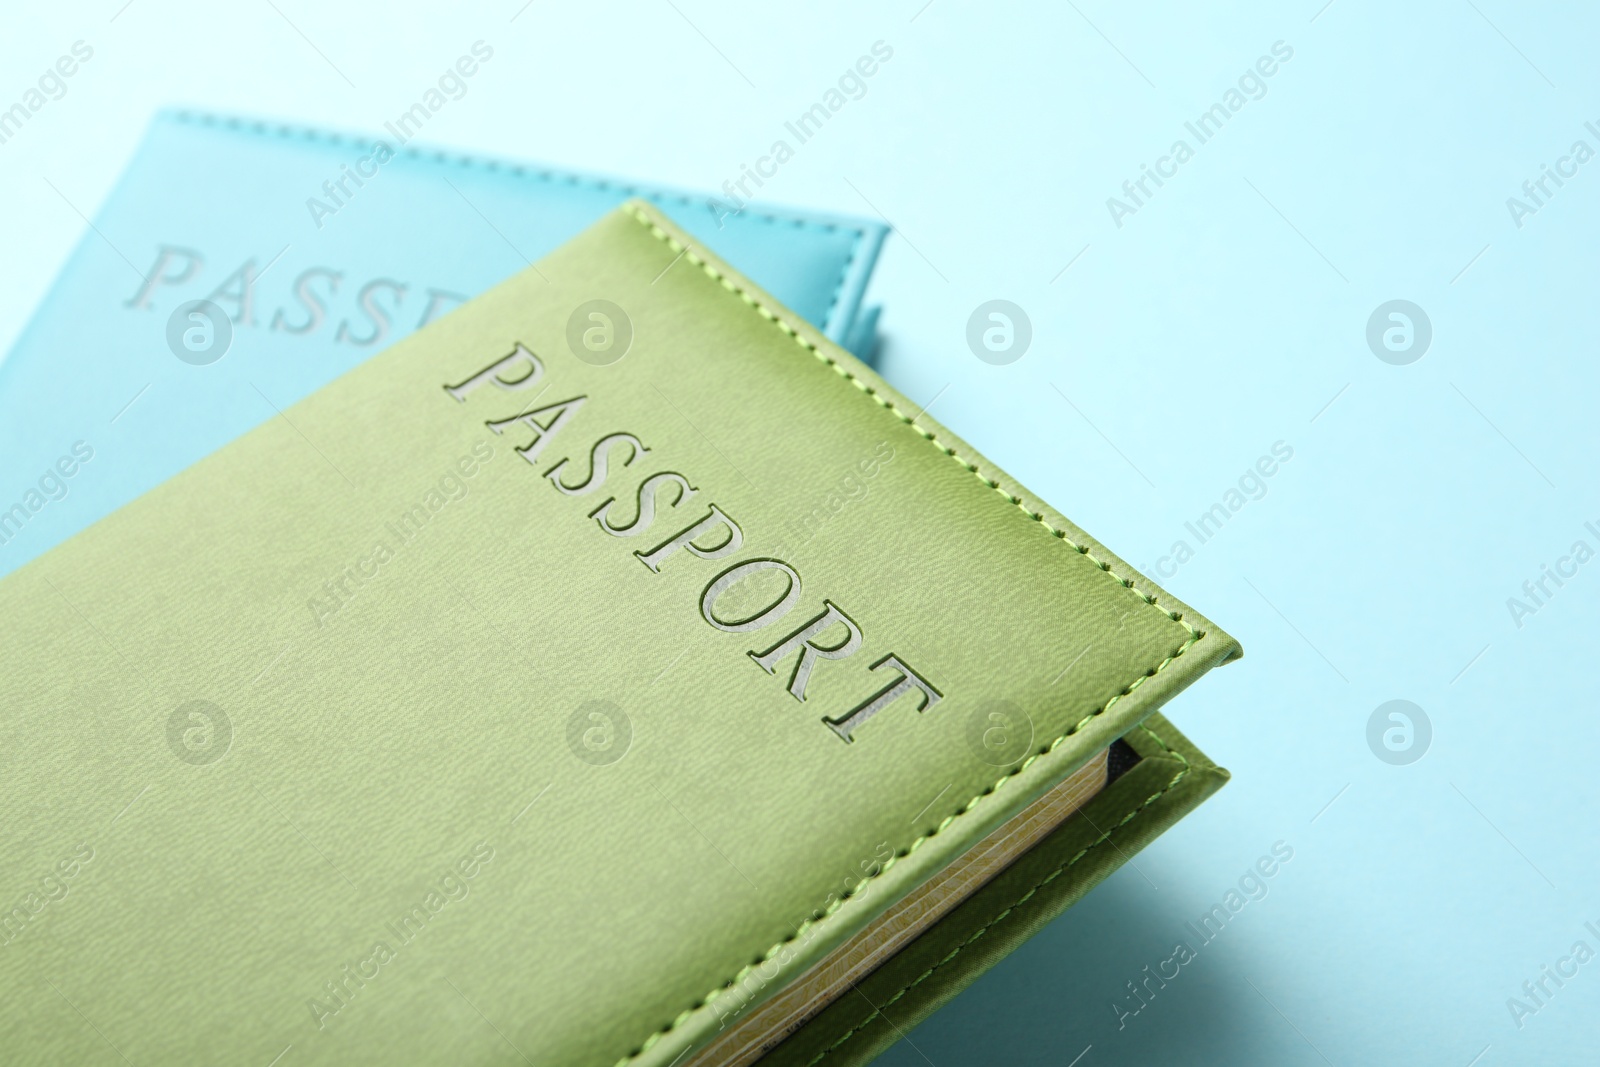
[0,110,886,577]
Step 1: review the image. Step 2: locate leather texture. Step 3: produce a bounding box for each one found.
[0,109,885,579]
[760,713,1227,1066]
[0,202,1237,1066]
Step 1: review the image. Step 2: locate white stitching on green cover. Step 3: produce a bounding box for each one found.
[613,205,1207,1067]
[802,724,1192,1063]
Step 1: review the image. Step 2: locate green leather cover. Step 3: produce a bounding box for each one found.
[0,201,1239,1066]
[760,713,1227,1066]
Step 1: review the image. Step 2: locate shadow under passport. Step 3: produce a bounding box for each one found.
[868,858,1290,1067]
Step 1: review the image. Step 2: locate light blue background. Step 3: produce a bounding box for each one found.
[1,2,1595,1064]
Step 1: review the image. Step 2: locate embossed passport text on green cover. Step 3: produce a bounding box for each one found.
[0,202,1239,1066]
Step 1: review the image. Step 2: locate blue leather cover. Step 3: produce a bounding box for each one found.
[0,110,885,578]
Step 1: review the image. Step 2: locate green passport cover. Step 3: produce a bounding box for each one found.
[0,202,1240,1066]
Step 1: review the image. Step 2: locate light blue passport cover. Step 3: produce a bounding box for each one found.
[0,109,886,577]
